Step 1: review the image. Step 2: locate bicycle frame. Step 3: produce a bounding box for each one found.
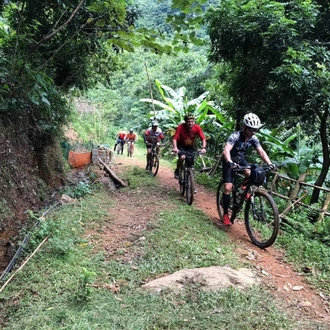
[127,141,134,157]
[147,143,160,177]
[216,164,280,248]
[178,151,200,205]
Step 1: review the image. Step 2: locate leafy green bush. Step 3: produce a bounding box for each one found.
[63,182,92,199]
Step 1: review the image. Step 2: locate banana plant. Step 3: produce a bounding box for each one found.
[140,79,223,133]
[258,124,322,178]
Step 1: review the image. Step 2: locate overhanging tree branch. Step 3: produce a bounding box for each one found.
[36,0,85,47]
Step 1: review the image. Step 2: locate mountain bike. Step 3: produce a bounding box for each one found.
[127,141,135,157]
[146,143,161,176]
[116,141,124,155]
[216,164,280,248]
[177,150,200,205]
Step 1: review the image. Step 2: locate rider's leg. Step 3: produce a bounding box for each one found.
[176,155,185,171]
[223,182,233,213]
[146,147,151,169]
[222,163,234,225]
[174,154,185,179]
[242,169,251,186]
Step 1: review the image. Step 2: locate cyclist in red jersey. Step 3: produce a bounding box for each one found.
[114,131,126,154]
[172,113,206,179]
[126,129,136,143]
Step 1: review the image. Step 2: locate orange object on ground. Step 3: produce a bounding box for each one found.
[68,150,92,168]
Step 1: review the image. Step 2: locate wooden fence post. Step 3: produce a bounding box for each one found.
[285,173,307,211]
[318,193,330,222]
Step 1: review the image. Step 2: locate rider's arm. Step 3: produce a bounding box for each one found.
[256,146,271,165]
[201,138,207,150]
[223,143,234,163]
[173,138,178,149]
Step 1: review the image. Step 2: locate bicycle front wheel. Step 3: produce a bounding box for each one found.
[186,168,194,205]
[216,181,237,223]
[149,153,159,177]
[244,190,280,248]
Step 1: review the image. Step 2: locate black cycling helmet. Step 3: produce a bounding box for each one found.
[184,112,195,121]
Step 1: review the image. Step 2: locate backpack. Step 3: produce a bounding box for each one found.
[250,166,266,186]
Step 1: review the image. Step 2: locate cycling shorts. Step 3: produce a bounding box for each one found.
[177,144,195,157]
[223,158,249,183]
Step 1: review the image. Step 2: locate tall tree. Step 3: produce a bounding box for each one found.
[206,0,330,203]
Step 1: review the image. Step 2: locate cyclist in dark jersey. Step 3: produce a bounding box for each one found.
[221,113,275,226]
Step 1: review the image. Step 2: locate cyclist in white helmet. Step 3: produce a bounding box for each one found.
[144,120,165,170]
[221,113,275,226]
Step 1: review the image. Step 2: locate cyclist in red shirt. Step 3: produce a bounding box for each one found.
[114,131,126,154]
[172,113,206,179]
[126,129,136,143]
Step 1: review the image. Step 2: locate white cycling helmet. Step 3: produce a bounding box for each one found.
[151,120,159,127]
[243,113,262,129]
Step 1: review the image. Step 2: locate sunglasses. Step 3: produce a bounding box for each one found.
[246,127,259,133]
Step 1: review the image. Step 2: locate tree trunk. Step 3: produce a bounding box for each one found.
[98,158,127,188]
[311,109,329,204]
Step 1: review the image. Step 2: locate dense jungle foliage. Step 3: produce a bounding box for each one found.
[0,0,329,259]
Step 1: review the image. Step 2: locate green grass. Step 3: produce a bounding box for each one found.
[0,161,328,329]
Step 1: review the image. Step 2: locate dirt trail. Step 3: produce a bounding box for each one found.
[111,151,330,324]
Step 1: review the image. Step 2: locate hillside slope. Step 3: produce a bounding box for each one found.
[0,122,66,271]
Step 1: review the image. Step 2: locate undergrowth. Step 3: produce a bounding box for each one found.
[0,156,328,329]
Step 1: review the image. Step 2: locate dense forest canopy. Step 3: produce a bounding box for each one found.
[0,0,329,204]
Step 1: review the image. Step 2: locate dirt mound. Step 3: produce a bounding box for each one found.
[142,266,260,293]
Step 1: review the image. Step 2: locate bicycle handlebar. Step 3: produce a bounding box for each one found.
[232,164,278,172]
[172,149,204,156]
[146,143,164,147]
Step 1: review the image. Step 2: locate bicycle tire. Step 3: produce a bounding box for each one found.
[179,167,185,196]
[186,168,194,205]
[244,189,280,248]
[127,144,133,157]
[149,153,159,177]
[216,181,237,223]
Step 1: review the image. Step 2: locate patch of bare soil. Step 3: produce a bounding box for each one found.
[95,151,330,325]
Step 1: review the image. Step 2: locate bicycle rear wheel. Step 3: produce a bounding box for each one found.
[244,190,280,248]
[186,168,194,205]
[149,153,159,177]
[116,144,121,155]
[216,181,237,223]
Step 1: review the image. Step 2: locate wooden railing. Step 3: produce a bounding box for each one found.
[267,172,330,221]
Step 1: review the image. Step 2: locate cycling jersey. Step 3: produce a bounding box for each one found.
[117,132,126,140]
[173,123,205,147]
[144,127,164,144]
[126,133,136,141]
[226,130,261,163]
